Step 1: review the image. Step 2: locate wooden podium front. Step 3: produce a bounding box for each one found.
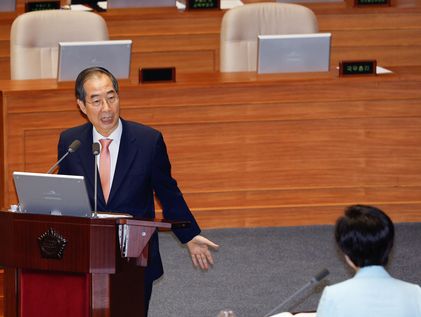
[0,210,177,317]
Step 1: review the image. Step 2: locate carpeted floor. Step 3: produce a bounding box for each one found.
[149,223,421,317]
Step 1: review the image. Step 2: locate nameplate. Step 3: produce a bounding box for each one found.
[354,0,390,6]
[186,0,220,10]
[339,60,377,76]
[25,1,60,11]
[139,67,176,83]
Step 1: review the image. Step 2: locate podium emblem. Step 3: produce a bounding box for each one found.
[38,228,67,259]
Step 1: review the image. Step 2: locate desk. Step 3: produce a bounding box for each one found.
[1,2,421,80]
[1,68,421,228]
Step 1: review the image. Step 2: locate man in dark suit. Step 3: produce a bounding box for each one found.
[57,67,219,316]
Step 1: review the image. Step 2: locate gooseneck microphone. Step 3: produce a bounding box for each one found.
[47,139,81,174]
[310,268,329,284]
[92,142,100,218]
[263,268,330,317]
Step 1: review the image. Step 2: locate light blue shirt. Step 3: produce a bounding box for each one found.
[317,266,421,317]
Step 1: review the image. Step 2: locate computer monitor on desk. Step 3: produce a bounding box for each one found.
[0,0,15,11]
[57,40,132,81]
[257,33,331,74]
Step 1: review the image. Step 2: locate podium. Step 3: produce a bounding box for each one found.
[0,210,185,317]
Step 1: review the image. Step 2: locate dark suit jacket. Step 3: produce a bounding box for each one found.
[58,118,201,283]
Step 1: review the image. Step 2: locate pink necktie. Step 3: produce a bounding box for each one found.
[99,138,113,203]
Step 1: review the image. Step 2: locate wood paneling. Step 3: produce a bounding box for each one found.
[0,211,179,317]
[0,12,14,81]
[132,49,217,76]
[0,212,117,273]
[1,68,421,230]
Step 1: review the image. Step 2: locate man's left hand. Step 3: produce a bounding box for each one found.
[187,235,219,270]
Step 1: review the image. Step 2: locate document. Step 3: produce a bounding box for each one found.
[95,212,132,219]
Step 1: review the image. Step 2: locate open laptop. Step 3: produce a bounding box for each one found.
[57,40,132,81]
[257,33,331,74]
[13,171,92,217]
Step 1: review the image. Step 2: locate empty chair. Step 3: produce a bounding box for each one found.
[10,10,109,80]
[220,3,319,72]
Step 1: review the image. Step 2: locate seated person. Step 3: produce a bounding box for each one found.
[316,204,421,317]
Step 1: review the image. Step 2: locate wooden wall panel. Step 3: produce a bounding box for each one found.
[331,29,421,47]
[317,11,421,30]
[0,60,9,81]
[131,50,216,77]
[120,34,220,53]
[2,69,421,228]
[193,204,421,228]
[0,43,9,59]
[21,128,64,171]
[0,13,14,81]
[104,13,222,36]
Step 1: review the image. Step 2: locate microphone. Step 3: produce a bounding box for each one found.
[310,268,329,284]
[92,142,100,155]
[47,139,81,174]
[92,142,100,217]
[263,268,330,317]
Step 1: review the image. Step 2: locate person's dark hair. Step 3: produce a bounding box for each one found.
[75,66,119,102]
[335,204,394,268]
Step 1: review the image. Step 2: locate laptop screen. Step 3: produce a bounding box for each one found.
[13,171,92,217]
[257,33,331,74]
[57,40,132,81]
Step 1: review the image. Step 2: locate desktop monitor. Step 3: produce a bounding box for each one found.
[57,39,132,81]
[257,33,331,74]
[0,0,15,11]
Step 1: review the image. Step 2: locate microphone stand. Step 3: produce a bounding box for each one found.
[263,269,329,317]
[264,281,314,317]
[47,152,70,174]
[47,140,81,174]
[92,142,100,218]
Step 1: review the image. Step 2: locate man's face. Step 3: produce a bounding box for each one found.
[77,74,120,137]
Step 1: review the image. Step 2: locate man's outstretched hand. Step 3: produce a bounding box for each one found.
[187,235,220,270]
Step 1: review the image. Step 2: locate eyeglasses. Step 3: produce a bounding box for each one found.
[85,93,119,107]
